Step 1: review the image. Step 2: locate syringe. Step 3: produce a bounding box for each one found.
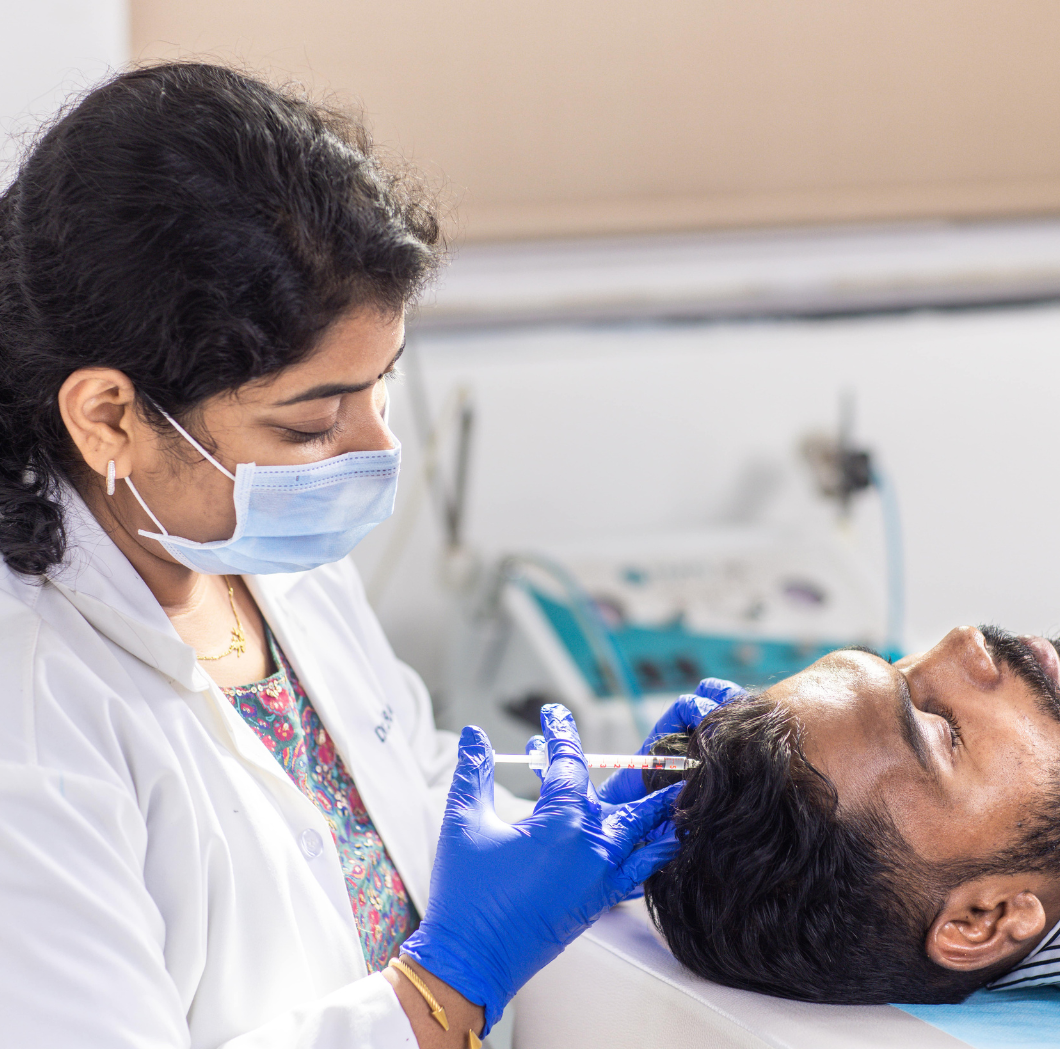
[493,752,700,772]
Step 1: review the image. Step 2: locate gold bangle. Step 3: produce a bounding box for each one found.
[389,957,449,1031]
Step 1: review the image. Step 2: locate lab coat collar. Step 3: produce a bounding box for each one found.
[50,489,313,688]
[47,489,213,692]
[47,491,323,705]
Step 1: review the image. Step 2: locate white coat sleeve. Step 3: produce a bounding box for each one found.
[0,762,416,1049]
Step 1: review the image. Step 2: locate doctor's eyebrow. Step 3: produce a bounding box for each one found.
[273,342,405,406]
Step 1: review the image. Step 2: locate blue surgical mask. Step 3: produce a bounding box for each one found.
[124,404,400,575]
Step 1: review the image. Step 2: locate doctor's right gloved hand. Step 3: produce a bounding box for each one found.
[399,704,681,1035]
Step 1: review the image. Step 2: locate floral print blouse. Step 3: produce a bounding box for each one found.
[220,628,418,971]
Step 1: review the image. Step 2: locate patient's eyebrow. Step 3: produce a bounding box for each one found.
[839,644,889,662]
[896,676,937,781]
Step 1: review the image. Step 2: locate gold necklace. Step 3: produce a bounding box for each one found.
[197,576,247,661]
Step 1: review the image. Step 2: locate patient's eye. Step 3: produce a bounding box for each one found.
[927,701,963,748]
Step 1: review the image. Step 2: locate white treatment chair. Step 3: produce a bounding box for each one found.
[513,897,974,1049]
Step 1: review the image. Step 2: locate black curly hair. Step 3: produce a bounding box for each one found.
[0,62,442,576]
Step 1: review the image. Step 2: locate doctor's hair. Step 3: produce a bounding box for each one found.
[0,62,442,576]
[642,695,1057,1004]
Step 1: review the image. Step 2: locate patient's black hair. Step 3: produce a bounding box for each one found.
[0,62,441,576]
[644,695,1060,1004]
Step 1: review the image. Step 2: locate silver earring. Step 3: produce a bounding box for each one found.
[106,460,116,496]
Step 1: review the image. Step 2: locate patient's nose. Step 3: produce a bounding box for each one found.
[905,625,999,695]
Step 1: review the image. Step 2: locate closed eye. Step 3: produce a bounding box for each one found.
[928,702,963,749]
[279,421,340,445]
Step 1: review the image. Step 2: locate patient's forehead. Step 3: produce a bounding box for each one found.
[770,651,893,724]
[769,652,909,810]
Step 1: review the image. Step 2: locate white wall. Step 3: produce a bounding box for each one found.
[353,303,1060,699]
[0,1,128,183]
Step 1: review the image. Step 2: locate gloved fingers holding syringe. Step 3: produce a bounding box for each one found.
[513,676,748,804]
[504,728,694,902]
[399,702,682,1036]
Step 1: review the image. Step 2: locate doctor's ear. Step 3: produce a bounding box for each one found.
[57,368,141,483]
[926,876,1048,973]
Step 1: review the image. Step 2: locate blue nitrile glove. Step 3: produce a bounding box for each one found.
[523,731,609,808]
[595,677,748,806]
[400,704,682,1035]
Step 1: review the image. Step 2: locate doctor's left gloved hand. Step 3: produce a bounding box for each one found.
[399,704,681,1036]
[594,677,748,806]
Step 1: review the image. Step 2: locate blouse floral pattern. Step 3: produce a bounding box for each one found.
[220,628,418,972]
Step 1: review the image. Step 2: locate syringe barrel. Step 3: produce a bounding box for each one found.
[495,751,698,772]
[581,754,690,770]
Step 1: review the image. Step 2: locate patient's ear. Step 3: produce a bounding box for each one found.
[926,876,1048,972]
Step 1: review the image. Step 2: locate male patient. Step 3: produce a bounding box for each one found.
[645,626,1060,1003]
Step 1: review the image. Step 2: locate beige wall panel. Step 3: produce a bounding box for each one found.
[131,1,1060,240]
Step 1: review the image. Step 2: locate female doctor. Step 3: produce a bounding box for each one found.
[0,63,720,1049]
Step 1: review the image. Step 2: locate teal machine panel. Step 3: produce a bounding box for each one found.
[530,586,893,695]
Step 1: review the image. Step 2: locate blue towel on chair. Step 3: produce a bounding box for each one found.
[898,987,1060,1048]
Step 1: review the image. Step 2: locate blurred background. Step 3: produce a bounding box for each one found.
[7,2,1060,788]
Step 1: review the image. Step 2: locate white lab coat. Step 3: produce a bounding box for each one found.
[0,493,529,1047]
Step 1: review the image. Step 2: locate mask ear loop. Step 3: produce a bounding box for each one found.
[124,403,237,539]
[156,409,237,482]
[124,475,171,536]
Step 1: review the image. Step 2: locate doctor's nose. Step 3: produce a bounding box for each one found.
[351,383,396,453]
